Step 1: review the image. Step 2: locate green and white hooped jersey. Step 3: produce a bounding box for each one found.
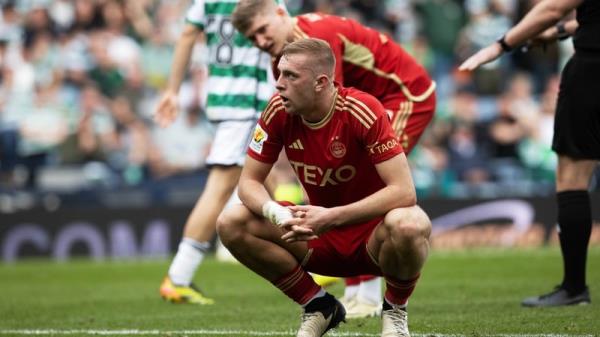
[186,0,282,121]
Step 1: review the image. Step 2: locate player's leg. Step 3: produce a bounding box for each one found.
[522,53,599,307]
[160,120,251,304]
[340,93,436,318]
[160,165,241,304]
[522,156,597,307]
[555,156,597,295]
[367,205,431,336]
[347,275,382,318]
[214,189,242,263]
[217,205,345,337]
[339,276,360,309]
[340,275,381,319]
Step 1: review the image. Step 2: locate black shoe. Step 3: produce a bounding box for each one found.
[522,286,591,307]
[297,293,346,337]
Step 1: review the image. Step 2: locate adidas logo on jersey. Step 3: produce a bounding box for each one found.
[288,139,304,150]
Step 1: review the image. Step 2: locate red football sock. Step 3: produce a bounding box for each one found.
[384,274,420,306]
[273,265,321,305]
[345,276,361,286]
[359,275,378,282]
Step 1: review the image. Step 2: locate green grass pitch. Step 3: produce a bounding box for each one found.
[1,247,598,336]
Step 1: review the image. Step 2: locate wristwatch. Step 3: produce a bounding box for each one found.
[497,35,513,53]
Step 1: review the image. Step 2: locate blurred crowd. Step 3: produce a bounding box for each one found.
[0,0,213,193]
[0,0,598,203]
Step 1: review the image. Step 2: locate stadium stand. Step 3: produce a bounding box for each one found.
[0,0,598,213]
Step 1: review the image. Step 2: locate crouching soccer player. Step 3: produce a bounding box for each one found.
[231,0,437,316]
[217,39,431,337]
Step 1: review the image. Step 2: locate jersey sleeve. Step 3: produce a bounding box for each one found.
[357,94,404,164]
[185,0,205,30]
[247,96,285,164]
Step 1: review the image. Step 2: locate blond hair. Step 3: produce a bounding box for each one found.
[232,0,276,34]
[280,38,336,78]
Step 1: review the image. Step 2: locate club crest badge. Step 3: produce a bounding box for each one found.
[329,140,346,158]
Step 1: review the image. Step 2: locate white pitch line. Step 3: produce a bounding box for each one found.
[0,331,595,337]
[0,330,369,336]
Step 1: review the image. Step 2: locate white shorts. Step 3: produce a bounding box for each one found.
[205,120,256,167]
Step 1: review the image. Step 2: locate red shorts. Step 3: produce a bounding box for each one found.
[303,217,383,277]
[383,92,436,154]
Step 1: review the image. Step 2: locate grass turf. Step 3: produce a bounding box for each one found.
[0,246,598,336]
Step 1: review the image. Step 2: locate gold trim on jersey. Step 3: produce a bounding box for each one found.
[302,91,338,129]
[387,73,436,102]
[292,15,324,43]
[337,34,436,103]
[292,23,309,41]
[262,96,285,125]
[347,96,377,122]
[341,95,377,130]
[392,101,413,137]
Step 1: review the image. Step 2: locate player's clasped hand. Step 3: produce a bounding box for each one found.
[280,224,317,243]
[280,205,335,243]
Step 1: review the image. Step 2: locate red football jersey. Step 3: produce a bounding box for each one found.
[289,13,435,103]
[248,86,403,208]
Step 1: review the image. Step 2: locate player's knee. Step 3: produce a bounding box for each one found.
[555,174,590,191]
[216,206,248,246]
[383,205,431,242]
[555,158,596,191]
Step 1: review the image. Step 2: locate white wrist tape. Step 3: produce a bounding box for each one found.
[262,201,293,227]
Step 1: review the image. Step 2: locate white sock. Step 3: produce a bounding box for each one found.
[302,288,326,307]
[168,238,210,286]
[357,277,382,305]
[343,284,359,300]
